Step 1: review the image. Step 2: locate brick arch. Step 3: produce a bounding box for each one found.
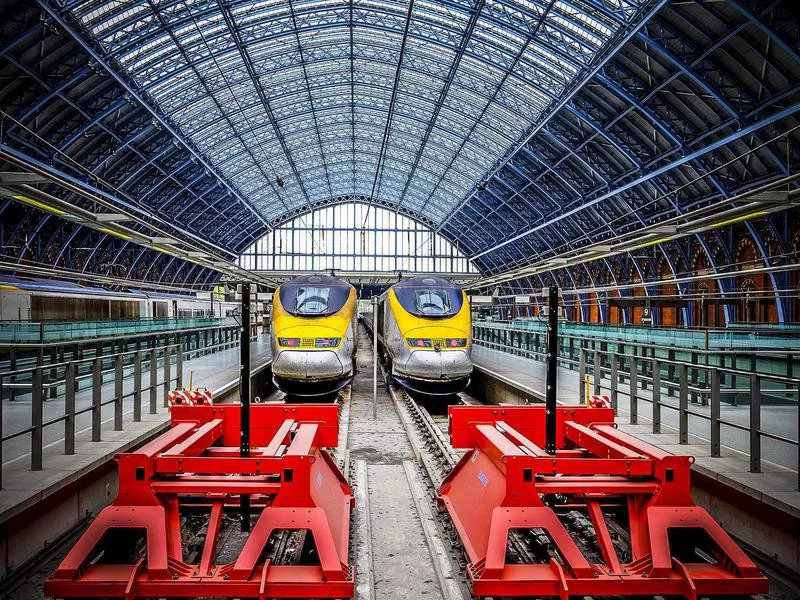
[627,263,645,325]
[790,230,800,323]
[690,245,722,327]
[657,257,681,327]
[588,292,601,324]
[734,236,777,324]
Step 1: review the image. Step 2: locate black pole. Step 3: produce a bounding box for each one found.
[240,282,251,531]
[545,286,559,455]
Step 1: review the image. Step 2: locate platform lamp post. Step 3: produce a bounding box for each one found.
[372,296,378,420]
[545,286,560,455]
[239,282,252,531]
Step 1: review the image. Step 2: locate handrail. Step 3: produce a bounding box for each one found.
[0,328,259,487]
[473,321,800,355]
[0,318,241,346]
[471,324,800,490]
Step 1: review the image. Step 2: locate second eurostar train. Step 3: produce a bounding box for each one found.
[270,274,357,397]
[370,276,472,395]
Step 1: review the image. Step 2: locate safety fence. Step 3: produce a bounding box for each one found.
[0,322,242,401]
[0,330,253,487]
[475,318,800,351]
[473,323,800,489]
[0,316,239,343]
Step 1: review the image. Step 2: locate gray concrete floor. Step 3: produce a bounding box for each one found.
[349,328,444,600]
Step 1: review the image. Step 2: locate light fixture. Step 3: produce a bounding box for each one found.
[98,227,132,241]
[629,237,669,250]
[709,211,768,228]
[94,213,130,223]
[12,194,65,216]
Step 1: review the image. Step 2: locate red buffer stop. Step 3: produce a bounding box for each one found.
[45,403,354,599]
[438,405,769,600]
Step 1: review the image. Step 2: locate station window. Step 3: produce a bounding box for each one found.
[237,202,478,274]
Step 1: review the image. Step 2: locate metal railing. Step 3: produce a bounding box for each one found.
[0,317,239,344]
[474,318,800,351]
[0,329,253,487]
[472,323,798,378]
[0,345,182,486]
[0,322,242,401]
[472,324,800,490]
[576,349,800,486]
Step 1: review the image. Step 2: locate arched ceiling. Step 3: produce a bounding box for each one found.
[0,0,798,289]
[66,0,655,224]
[442,0,800,276]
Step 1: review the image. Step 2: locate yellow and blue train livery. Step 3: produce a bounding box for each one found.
[374,276,472,396]
[270,274,357,397]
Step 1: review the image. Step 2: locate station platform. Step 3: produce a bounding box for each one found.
[471,344,800,573]
[0,338,271,576]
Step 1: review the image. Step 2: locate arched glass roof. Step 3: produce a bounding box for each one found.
[2,0,797,303]
[68,0,654,223]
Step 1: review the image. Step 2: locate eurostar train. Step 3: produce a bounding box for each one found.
[367,276,472,395]
[270,274,358,397]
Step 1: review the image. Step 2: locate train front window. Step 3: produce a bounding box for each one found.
[394,279,463,318]
[279,279,350,317]
[414,289,450,315]
[296,286,330,314]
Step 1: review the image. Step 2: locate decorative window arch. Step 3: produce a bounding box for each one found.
[238,202,479,274]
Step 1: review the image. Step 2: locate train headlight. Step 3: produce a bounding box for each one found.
[278,337,301,347]
[406,338,432,348]
[446,338,467,348]
[315,337,341,348]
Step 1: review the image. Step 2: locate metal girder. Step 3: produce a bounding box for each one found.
[470,103,800,260]
[393,0,486,212]
[216,0,319,210]
[36,0,271,231]
[463,3,799,321]
[49,0,657,225]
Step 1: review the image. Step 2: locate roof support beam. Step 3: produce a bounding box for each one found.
[366,0,417,213]
[471,102,800,260]
[216,0,317,212]
[394,0,486,213]
[438,0,667,230]
[36,0,270,231]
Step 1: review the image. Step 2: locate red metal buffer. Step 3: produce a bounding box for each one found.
[439,405,768,600]
[45,403,354,599]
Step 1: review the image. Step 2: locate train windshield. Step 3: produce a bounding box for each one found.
[279,276,351,316]
[393,278,463,318]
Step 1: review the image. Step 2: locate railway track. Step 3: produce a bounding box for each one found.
[390,385,551,586]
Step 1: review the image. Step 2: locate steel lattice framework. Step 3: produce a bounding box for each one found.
[64,0,655,223]
[0,0,798,323]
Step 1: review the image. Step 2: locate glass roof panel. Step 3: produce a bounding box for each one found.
[71,0,653,225]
